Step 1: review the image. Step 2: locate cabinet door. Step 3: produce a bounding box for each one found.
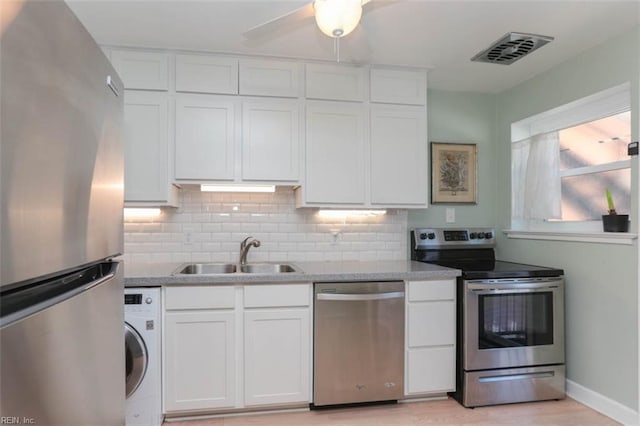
[110,50,169,91]
[305,102,365,204]
[175,95,237,181]
[370,105,427,206]
[175,54,238,95]
[239,59,301,98]
[370,68,427,105]
[123,91,174,204]
[305,63,366,102]
[164,310,236,412]
[242,100,299,182]
[244,309,310,406]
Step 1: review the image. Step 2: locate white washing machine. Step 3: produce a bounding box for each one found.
[125,287,162,426]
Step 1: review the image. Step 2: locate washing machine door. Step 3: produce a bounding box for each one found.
[125,322,148,398]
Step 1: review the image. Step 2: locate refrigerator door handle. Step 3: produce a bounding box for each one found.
[1,263,119,328]
[106,75,120,97]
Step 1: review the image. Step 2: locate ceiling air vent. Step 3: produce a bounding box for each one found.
[471,32,554,65]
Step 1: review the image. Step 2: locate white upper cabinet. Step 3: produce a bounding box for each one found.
[305,63,366,102]
[239,59,301,98]
[174,95,238,181]
[370,105,427,206]
[303,101,366,205]
[175,54,238,95]
[123,91,177,206]
[370,68,427,105]
[109,47,430,206]
[242,99,300,182]
[110,50,169,91]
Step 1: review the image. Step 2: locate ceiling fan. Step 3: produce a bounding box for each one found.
[243,0,374,41]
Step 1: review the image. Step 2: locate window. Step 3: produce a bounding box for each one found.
[511,84,631,232]
[559,112,631,221]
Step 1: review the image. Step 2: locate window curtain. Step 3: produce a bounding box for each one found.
[511,131,562,220]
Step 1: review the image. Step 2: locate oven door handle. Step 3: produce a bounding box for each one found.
[467,281,562,291]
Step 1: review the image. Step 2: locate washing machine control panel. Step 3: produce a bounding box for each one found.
[125,289,159,315]
[125,294,142,304]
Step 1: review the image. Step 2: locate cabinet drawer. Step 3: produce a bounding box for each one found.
[239,59,301,98]
[407,279,455,301]
[110,50,169,91]
[165,286,235,310]
[371,68,427,105]
[305,63,366,102]
[407,301,455,347]
[175,54,238,95]
[244,284,310,308]
[406,346,455,395]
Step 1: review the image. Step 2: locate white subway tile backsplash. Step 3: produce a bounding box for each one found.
[122,187,408,264]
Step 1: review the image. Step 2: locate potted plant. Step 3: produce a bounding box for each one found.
[602,188,629,232]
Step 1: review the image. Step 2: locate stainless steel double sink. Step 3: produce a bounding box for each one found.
[173,262,300,275]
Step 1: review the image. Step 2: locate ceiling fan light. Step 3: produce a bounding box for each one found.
[314,0,362,38]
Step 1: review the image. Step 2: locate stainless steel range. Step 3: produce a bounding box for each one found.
[411,227,565,407]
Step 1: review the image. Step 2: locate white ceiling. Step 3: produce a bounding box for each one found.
[66,0,639,94]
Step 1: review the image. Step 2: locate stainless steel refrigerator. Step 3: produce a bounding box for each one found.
[1,0,125,424]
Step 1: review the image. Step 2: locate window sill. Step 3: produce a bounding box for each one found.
[503,229,637,245]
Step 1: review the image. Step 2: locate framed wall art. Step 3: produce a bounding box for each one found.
[430,142,477,204]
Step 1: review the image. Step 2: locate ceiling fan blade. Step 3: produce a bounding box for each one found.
[243,3,315,40]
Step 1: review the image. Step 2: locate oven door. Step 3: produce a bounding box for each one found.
[463,277,564,371]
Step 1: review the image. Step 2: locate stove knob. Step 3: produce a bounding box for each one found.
[484,232,493,239]
[427,232,436,240]
[469,232,477,239]
[477,233,485,239]
[419,233,428,240]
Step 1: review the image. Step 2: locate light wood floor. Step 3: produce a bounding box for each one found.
[165,397,619,425]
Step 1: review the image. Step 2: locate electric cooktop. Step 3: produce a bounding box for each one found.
[410,227,564,280]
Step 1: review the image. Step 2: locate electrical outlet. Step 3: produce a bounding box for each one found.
[184,227,194,245]
[446,208,456,223]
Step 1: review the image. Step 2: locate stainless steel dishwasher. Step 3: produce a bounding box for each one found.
[313,281,405,406]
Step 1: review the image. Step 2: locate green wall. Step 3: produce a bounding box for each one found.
[494,27,639,410]
[413,26,640,411]
[408,90,497,230]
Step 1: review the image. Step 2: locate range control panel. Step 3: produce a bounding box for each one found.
[411,227,496,249]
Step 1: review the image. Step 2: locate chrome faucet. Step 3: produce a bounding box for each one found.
[239,236,261,266]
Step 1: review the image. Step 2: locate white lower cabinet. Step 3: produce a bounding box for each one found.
[404,279,456,396]
[164,310,236,412]
[244,309,310,406]
[163,283,311,416]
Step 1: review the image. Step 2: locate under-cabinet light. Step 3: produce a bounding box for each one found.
[200,184,275,193]
[317,209,387,218]
[123,208,162,218]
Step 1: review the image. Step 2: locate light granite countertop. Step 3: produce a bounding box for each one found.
[123,260,460,287]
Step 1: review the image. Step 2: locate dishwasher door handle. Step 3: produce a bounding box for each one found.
[316,291,405,301]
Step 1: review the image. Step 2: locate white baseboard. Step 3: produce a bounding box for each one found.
[566,379,638,425]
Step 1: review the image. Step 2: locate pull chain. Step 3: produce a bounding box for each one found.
[334,37,341,63]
